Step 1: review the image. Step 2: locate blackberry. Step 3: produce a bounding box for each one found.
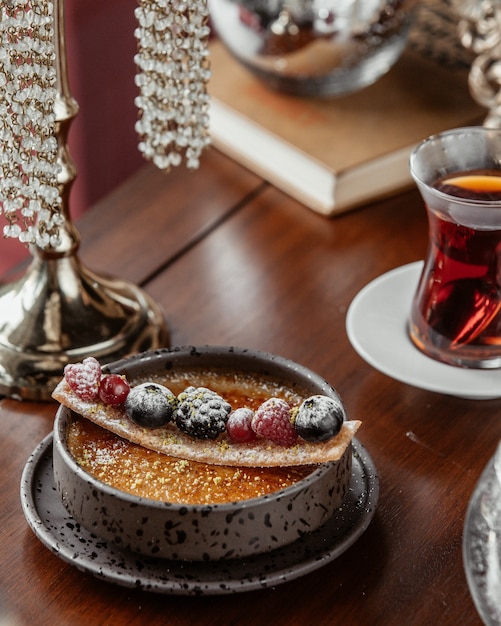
[176,386,231,439]
[125,382,177,428]
[294,395,346,442]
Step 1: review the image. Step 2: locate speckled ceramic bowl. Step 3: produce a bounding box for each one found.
[53,346,354,561]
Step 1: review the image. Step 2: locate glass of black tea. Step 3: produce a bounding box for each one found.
[409,126,501,369]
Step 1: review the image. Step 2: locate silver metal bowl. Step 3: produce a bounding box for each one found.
[209,0,416,96]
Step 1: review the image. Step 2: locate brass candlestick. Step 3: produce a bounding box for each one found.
[0,0,168,401]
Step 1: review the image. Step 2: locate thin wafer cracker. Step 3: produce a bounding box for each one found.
[53,380,360,468]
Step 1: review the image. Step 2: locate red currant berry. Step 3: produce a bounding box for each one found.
[226,407,256,442]
[98,374,130,405]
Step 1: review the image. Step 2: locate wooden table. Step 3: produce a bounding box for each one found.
[1,149,499,625]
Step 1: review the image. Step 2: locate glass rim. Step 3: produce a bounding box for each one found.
[409,126,501,208]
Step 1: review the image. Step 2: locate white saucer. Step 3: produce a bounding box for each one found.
[346,262,501,400]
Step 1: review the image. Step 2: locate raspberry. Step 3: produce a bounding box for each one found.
[64,357,102,400]
[294,395,345,442]
[125,383,177,428]
[251,398,297,446]
[226,407,256,443]
[176,386,231,440]
[98,374,130,405]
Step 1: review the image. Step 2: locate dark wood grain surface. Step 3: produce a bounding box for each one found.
[1,149,498,626]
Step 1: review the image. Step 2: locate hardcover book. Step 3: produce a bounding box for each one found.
[208,40,484,216]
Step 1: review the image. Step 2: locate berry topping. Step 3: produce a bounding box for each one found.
[294,395,345,442]
[176,386,231,440]
[64,357,102,401]
[251,398,297,446]
[226,407,257,443]
[61,356,350,450]
[98,374,130,405]
[125,382,177,428]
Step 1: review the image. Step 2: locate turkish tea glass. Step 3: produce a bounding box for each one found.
[408,126,501,369]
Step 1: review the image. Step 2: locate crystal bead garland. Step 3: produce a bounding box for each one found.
[0,0,212,256]
[134,0,212,172]
[0,0,63,249]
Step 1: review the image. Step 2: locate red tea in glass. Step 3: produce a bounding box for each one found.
[408,128,501,368]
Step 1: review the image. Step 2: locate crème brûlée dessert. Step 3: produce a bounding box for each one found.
[54,358,360,502]
[52,349,361,560]
[66,418,316,505]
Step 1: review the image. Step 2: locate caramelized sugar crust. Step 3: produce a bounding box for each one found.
[68,418,313,504]
[66,369,314,504]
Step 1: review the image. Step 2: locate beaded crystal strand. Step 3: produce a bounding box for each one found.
[0,0,62,249]
[134,0,212,171]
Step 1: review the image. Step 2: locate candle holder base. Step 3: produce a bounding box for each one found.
[0,256,168,401]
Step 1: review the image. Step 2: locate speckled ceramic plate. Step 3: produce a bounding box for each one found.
[20,434,378,596]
